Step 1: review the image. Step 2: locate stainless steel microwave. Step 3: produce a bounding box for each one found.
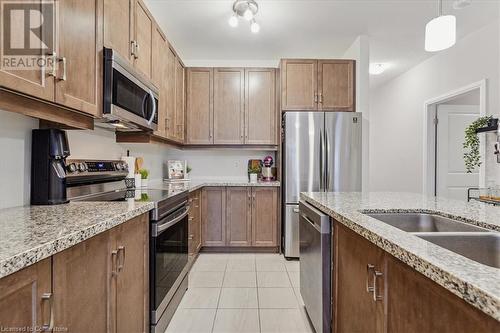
[97,47,159,132]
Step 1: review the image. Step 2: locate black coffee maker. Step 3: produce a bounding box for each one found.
[31,129,70,205]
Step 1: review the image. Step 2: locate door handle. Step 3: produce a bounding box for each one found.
[372,270,383,301]
[366,264,375,293]
[41,292,54,331]
[111,250,118,276]
[47,52,57,77]
[117,246,125,272]
[59,57,67,81]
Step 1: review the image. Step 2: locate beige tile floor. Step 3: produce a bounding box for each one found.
[165,253,314,333]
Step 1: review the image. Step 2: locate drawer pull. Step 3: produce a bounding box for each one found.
[373,270,383,301]
[366,264,375,293]
[41,292,54,331]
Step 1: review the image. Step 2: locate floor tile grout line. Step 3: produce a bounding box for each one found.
[253,256,262,333]
[211,259,227,333]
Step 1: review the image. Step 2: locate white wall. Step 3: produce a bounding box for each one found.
[369,20,500,193]
[343,35,370,192]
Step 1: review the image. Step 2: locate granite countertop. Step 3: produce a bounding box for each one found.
[300,191,500,321]
[153,179,281,193]
[0,201,154,279]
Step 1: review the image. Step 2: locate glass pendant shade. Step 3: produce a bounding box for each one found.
[425,15,456,52]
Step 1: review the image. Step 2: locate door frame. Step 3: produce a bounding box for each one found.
[422,79,487,196]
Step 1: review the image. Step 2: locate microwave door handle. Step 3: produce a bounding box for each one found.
[147,89,157,126]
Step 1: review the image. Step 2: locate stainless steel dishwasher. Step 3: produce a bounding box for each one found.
[299,200,332,333]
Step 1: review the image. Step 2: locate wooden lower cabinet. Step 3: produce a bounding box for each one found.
[0,214,149,332]
[189,190,202,255]
[226,187,252,246]
[202,187,227,247]
[202,186,278,248]
[334,222,500,333]
[0,258,52,332]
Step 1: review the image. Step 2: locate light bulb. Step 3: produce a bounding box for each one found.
[425,15,456,52]
[228,15,238,27]
[250,20,260,33]
[243,8,254,21]
[369,63,389,75]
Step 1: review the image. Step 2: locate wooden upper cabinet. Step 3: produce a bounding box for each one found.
[0,259,51,331]
[103,0,133,63]
[186,68,213,145]
[0,0,55,101]
[53,230,111,332]
[202,187,226,247]
[151,26,166,89]
[133,0,152,79]
[111,214,149,333]
[165,47,177,141]
[251,187,278,247]
[385,255,500,333]
[335,223,385,333]
[152,28,167,138]
[55,0,102,117]
[318,60,355,111]
[245,68,276,145]
[281,59,317,110]
[175,58,185,143]
[213,68,245,144]
[226,187,252,247]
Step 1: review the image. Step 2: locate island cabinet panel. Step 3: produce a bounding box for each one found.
[226,187,252,247]
[189,190,202,255]
[55,0,102,116]
[281,59,318,111]
[103,0,133,64]
[111,213,149,333]
[0,0,55,102]
[53,230,111,332]
[252,187,278,247]
[213,68,245,144]
[335,223,385,333]
[0,258,51,332]
[385,255,500,333]
[202,187,227,247]
[133,0,152,79]
[245,68,277,145]
[318,60,355,112]
[186,68,214,144]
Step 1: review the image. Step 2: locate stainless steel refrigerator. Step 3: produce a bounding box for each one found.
[283,112,362,258]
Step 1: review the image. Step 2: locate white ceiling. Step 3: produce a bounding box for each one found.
[145,0,499,87]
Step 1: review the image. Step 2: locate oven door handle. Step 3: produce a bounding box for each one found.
[153,206,190,236]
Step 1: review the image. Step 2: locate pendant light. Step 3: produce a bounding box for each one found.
[425,0,456,52]
[228,0,260,33]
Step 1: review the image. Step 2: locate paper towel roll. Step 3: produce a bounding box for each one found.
[122,156,136,178]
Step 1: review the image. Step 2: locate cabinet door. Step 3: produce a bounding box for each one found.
[103,0,133,63]
[112,213,149,333]
[165,47,177,141]
[251,187,278,247]
[133,0,152,79]
[385,255,500,333]
[186,68,213,144]
[202,187,226,247]
[245,68,276,145]
[335,223,384,333]
[0,0,55,101]
[281,59,317,110]
[53,231,111,332]
[175,58,185,142]
[152,28,167,138]
[318,60,355,111]
[55,0,102,116]
[226,187,252,246]
[213,68,245,144]
[0,259,51,331]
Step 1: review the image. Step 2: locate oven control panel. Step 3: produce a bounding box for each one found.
[66,159,128,175]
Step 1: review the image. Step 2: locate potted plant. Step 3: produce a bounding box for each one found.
[139,169,149,187]
[248,165,260,183]
[186,165,192,179]
[463,115,492,173]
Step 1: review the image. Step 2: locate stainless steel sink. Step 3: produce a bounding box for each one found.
[416,233,500,269]
[365,213,487,233]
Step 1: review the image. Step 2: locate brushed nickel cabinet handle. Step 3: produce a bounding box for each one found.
[41,292,54,331]
[59,57,67,81]
[135,42,140,59]
[130,40,136,57]
[366,264,375,293]
[373,270,383,301]
[117,246,125,272]
[47,53,57,77]
[319,93,323,103]
[188,234,194,240]
[111,250,118,276]
[314,93,318,103]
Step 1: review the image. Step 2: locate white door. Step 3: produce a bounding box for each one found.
[436,105,479,201]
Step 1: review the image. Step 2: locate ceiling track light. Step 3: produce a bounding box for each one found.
[228,0,260,33]
[424,0,456,52]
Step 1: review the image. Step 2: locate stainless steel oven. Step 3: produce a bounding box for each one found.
[98,47,159,132]
[150,192,190,333]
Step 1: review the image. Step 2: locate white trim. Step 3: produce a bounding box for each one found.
[422,79,487,195]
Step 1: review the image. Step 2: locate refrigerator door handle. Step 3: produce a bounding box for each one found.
[319,128,324,191]
[325,128,330,191]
